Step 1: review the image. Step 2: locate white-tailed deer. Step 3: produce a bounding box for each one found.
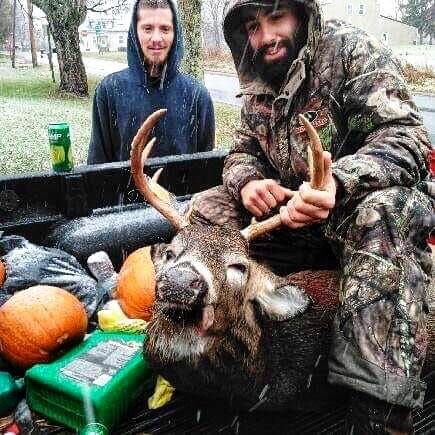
[130,110,435,412]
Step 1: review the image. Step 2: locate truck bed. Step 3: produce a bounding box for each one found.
[36,389,435,434]
[1,152,433,433]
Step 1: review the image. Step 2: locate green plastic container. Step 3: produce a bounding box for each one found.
[0,372,25,417]
[25,331,152,431]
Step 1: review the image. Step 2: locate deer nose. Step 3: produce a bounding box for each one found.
[157,267,208,304]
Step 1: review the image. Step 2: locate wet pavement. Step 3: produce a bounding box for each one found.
[13,51,435,143]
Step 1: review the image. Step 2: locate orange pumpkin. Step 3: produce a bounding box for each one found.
[0,261,5,287]
[116,247,156,321]
[0,285,88,369]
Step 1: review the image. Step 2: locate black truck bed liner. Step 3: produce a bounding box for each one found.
[37,390,435,434]
[1,151,433,433]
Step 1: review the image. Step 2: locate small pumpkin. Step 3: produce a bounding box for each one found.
[0,285,88,369]
[116,246,156,321]
[0,260,5,287]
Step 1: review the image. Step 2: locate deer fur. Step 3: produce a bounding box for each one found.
[147,226,342,411]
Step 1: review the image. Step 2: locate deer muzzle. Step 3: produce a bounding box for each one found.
[156,266,208,307]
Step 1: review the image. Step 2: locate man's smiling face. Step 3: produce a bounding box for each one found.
[244,6,300,64]
[242,5,306,87]
[137,7,174,76]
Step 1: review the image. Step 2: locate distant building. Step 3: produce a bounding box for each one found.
[320,0,419,46]
[79,14,129,53]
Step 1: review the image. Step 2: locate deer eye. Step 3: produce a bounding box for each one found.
[164,249,176,261]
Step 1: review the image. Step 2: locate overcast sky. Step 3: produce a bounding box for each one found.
[379,0,400,18]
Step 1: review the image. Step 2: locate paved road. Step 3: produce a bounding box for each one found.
[16,52,435,143]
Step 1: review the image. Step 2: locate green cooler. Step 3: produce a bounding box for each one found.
[25,331,153,432]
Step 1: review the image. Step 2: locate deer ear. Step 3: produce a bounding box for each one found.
[254,283,311,321]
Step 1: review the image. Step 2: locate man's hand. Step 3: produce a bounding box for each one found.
[241,179,294,218]
[280,152,336,229]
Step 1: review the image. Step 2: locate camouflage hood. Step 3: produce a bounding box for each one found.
[223,0,323,91]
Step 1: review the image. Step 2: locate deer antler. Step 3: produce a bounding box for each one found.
[241,114,326,242]
[130,109,189,231]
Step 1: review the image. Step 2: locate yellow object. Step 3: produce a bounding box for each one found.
[148,376,175,409]
[97,301,148,334]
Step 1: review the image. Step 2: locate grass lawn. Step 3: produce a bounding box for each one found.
[0,58,240,176]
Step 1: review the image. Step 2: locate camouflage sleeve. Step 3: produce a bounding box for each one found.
[332,34,432,206]
[223,102,271,201]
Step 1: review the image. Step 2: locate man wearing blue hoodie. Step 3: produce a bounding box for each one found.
[87,0,215,164]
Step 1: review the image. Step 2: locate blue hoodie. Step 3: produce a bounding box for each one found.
[87,0,215,163]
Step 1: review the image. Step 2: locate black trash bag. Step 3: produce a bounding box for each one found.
[0,235,106,318]
[14,399,35,434]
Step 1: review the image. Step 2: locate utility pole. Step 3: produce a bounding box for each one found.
[11,0,16,68]
[27,0,38,67]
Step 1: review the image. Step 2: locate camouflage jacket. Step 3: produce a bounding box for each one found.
[222,0,432,208]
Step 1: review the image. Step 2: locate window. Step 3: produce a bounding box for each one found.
[119,35,124,44]
[358,4,365,15]
[347,4,353,14]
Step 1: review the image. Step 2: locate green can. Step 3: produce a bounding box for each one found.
[48,123,74,172]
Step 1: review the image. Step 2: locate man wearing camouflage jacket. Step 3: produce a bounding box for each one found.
[190,0,434,433]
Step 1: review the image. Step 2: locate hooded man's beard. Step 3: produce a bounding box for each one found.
[249,24,307,89]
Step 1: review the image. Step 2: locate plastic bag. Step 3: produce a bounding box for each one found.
[98,300,148,334]
[148,376,175,409]
[0,235,106,318]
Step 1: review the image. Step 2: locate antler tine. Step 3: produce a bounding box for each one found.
[241,116,325,242]
[240,214,283,242]
[298,114,325,190]
[152,167,164,183]
[150,167,173,204]
[131,109,189,231]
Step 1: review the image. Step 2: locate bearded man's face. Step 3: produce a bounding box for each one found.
[243,6,306,85]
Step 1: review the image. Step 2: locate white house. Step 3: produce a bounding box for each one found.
[79,14,130,53]
[319,0,419,46]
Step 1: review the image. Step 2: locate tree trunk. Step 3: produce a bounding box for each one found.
[178,0,204,81]
[46,18,88,96]
[46,25,55,83]
[26,0,37,67]
[33,0,88,96]
[11,0,16,68]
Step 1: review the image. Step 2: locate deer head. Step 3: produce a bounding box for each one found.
[130,110,327,371]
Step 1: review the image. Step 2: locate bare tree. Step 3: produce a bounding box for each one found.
[26,0,37,67]
[202,0,229,50]
[399,0,434,44]
[31,0,129,96]
[0,0,13,48]
[11,0,16,67]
